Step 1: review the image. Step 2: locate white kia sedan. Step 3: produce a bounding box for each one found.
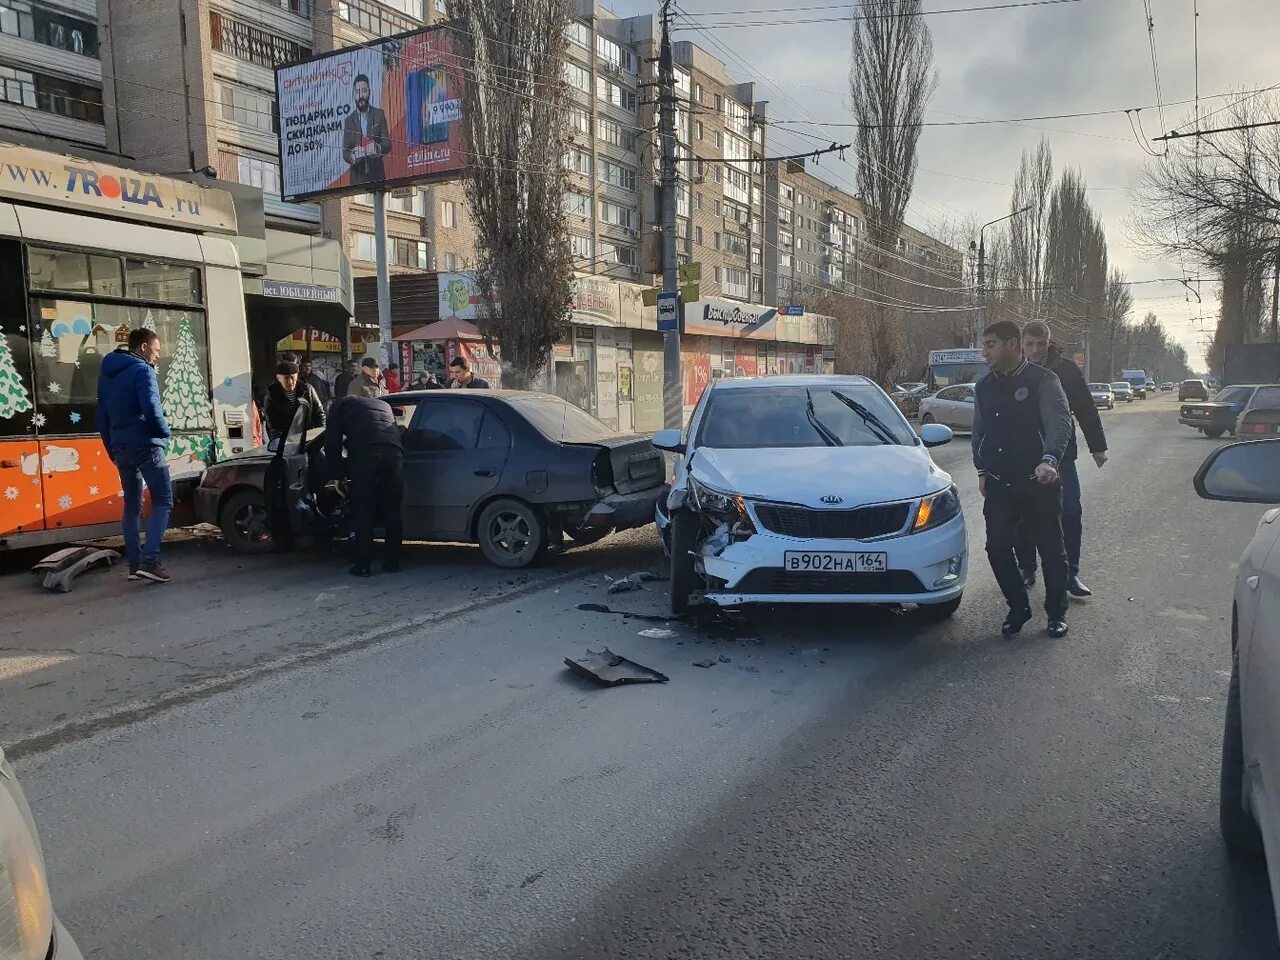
[653,375,966,617]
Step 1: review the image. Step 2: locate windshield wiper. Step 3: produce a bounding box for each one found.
[805,389,843,447]
[829,390,899,445]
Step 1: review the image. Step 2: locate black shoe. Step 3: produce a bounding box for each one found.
[136,561,170,583]
[1021,570,1037,590]
[1067,576,1092,598]
[127,563,140,581]
[1048,620,1069,638]
[1002,606,1033,638]
[383,561,402,573]
[349,564,372,577]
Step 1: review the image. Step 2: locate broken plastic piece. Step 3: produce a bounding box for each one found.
[32,545,121,593]
[692,659,716,668]
[564,648,670,685]
[639,627,675,639]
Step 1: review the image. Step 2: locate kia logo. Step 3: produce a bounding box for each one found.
[820,495,844,504]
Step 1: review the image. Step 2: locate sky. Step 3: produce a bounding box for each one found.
[604,0,1280,369]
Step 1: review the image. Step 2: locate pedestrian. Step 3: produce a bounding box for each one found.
[972,319,1073,639]
[325,378,403,577]
[383,363,402,393]
[1015,320,1108,597]
[448,355,490,389]
[333,357,359,401]
[348,356,382,397]
[96,327,174,583]
[262,360,325,442]
[299,357,331,406]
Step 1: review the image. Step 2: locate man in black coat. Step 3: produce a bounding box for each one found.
[1016,321,1109,598]
[262,360,325,442]
[325,379,403,577]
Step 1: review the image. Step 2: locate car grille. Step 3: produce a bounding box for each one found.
[753,502,911,539]
[732,569,926,595]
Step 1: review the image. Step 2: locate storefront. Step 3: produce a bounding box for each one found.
[393,317,502,387]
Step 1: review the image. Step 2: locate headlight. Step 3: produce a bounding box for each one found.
[689,478,756,539]
[912,485,961,533]
[0,755,54,960]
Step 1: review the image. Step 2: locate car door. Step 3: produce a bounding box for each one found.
[954,385,976,430]
[932,387,962,427]
[402,398,510,538]
[1241,509,1280,879]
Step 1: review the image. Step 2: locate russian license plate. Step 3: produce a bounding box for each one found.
[784,551,887,573]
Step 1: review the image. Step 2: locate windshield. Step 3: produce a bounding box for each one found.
[929,361,988,389]
[1088,384,1109,391]
[1212,386,1252,404]
[1111,382,1128,390]
[696,384,914,449]
[506,395,615,442]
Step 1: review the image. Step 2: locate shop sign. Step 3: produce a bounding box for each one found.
[685,298,777,339]
[263,280,341,303]
[571,276,620,327]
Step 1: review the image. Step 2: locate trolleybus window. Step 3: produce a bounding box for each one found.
[28,247,124,298]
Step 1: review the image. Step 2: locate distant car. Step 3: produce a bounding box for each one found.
[1160,382,1174,392]
[1194,437,1280,939]
[1180,379,1210,401]
[197,390,665,568]
[1179,384,1266,438]
[653,375,965,618]
[1088,382,1115,410]
[1111,381,1134,402]
[0,749,83,959]
[918,383,976,432]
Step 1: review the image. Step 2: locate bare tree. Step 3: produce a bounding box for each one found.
[1008,138,1054,314]
[846,0,938,387]
[1103,267,1133,379]
[448,0,576,387]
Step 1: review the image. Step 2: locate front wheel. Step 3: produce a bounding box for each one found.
[476,499,548,568]
[920,413,936,425]
[1220,646,1265,864]
[219,490,274,555]
[917,593,962,622]
[669,508,701,616]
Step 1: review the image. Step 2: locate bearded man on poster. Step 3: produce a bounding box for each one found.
[342,74,392,185]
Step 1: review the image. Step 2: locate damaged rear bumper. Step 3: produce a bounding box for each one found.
[580,486,664,532]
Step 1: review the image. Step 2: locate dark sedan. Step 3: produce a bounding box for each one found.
[195,390,665,568]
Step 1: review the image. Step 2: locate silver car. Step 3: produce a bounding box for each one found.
[1088,382,1115,410]
[0,749,83,959]
[918,383,976,432]
[1195,438,1280,937]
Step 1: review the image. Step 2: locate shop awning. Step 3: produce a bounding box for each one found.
[394,317,484,341]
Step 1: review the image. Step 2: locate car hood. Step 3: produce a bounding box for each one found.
[688,445,950,509]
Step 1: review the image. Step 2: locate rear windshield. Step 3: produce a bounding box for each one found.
[506,395,615,442]
[1249,386,1280,408]
[1111,382,1128,389]
[1213,386,1253,404]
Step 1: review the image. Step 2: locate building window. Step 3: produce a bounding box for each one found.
[724,267,748,298]
[353,231,375,262]
[337,0,416,36]
[693,82,702,104]
[599,241,637,269]
[0,64,36,109]
[695,226,703,246]
[695,193,702,211]
[435,0,447,13]
[568,106,590,137]
[564,20,589,47]
[563,191,590,218]
[570,234,594,259]
[0,1,99,56]
[715,130,723,149]
[713,232,720,251]
[564,147,592,176]
[599,199,635,229]
[596,76,636,112]
[442,251,459,271]
[210,13,310,68]
[596,115,634,152]
[714,93,722,110]
[441,200,457,228]
[713,266,721,282]
[392,237,430,269]
[379,0,425,17]
[694,120,703,141]
[1,65,104,122]
[226,150,282,198]
[564,60,591,93]
[598,158,635,191]
[713,199,721,217]
[217,81,277,134]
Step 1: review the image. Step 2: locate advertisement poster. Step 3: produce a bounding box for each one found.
[594,327,618,429]
[683,345,712,407]
[734,342,758,378]
[571,276,620,327]
[276,26,466,201]
[632,334,664,432]
[438,272,498,321]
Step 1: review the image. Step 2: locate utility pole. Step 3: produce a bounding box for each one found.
[374,190,393,367]
[974,206,1031,339]
[1271,250,1279,343]
[658,0,681,429]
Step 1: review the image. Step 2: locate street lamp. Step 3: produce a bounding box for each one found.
[970,205,1032,342]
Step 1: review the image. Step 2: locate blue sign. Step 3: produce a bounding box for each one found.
[656,291,680,333]
[784,304,805,317]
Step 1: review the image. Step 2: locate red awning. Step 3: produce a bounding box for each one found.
[394,317,484,341]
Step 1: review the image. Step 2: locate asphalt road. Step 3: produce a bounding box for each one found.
[6,393,1277,959]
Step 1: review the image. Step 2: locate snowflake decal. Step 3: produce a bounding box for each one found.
[18,324,25,332]
[57,494,72,510]
[69,411,82,424]
[3,486,17,501]
[88,485,99,496]
[46,381,61,395]
[30,412,45,428]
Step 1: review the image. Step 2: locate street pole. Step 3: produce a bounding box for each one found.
[1271,250,1279,343]
[373,190,393,369]
[976,206,1031,339]
[658,0,681,430]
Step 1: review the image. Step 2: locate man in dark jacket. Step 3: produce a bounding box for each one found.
[299,358,331,406]
[333,358,359,403]
[96,328,173,583]
[973,320,1074,639]
[1016,321,1109,597]
[325,379,403,576]
[448,355,490,389]
[262,360,325,442]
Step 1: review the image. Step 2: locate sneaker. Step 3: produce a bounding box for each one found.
[1002,606,1033,638]
[136,561,171,583]
[1048,620,1069,639]
[127,564,140,581]
[1067,576,1093,598]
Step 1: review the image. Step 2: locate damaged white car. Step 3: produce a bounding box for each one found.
[654,375,967,617]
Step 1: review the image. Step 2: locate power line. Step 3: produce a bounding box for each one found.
[1154,118,1280,141]
[674,0,1083,27]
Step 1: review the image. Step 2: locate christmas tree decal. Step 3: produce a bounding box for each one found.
[0,324,33,419]
[141,310,156,333]
[39,328,55,358]
[161,316,213,430]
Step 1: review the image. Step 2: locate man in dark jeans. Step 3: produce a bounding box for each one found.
[1015,320,1109,597]
[973,320,1073,638]
[325,379,403,576]
[96,329,173,583]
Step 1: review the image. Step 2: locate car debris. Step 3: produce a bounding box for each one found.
[692,659,717,668]
[564,648,670,686]
[31,545,122,593]
[607,571,660,594]
[638,628,675,639]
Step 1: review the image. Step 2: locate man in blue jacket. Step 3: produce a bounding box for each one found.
[972,320,1073,639]
[96,328,173,583]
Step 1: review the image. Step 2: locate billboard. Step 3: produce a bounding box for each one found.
[275,26,466,201]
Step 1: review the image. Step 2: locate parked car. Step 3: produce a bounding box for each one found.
[196,390,665,568]
[1088,383,1115,410]
[0,748,83,959]
[1193,437,1280,938]
[1179,384,1266,438]
[1236,385,1280,438]
[653,375,966,618]
[1111,381,1134,402]
[1180,379,1210,401]
[918,383,976,432]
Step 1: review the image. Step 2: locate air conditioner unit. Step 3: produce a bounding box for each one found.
[624,227,640,239]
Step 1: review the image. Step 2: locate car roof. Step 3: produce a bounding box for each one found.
[710,374,876,390]
[389,388,558,402]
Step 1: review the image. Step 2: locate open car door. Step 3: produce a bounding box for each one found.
[264,399,314,547]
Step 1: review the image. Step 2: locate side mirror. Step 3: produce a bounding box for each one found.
[1194,438,1280,503]
[651,429,685,454]
[920,423,953,448]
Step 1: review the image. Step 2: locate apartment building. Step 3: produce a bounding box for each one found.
[0,0,105,151]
